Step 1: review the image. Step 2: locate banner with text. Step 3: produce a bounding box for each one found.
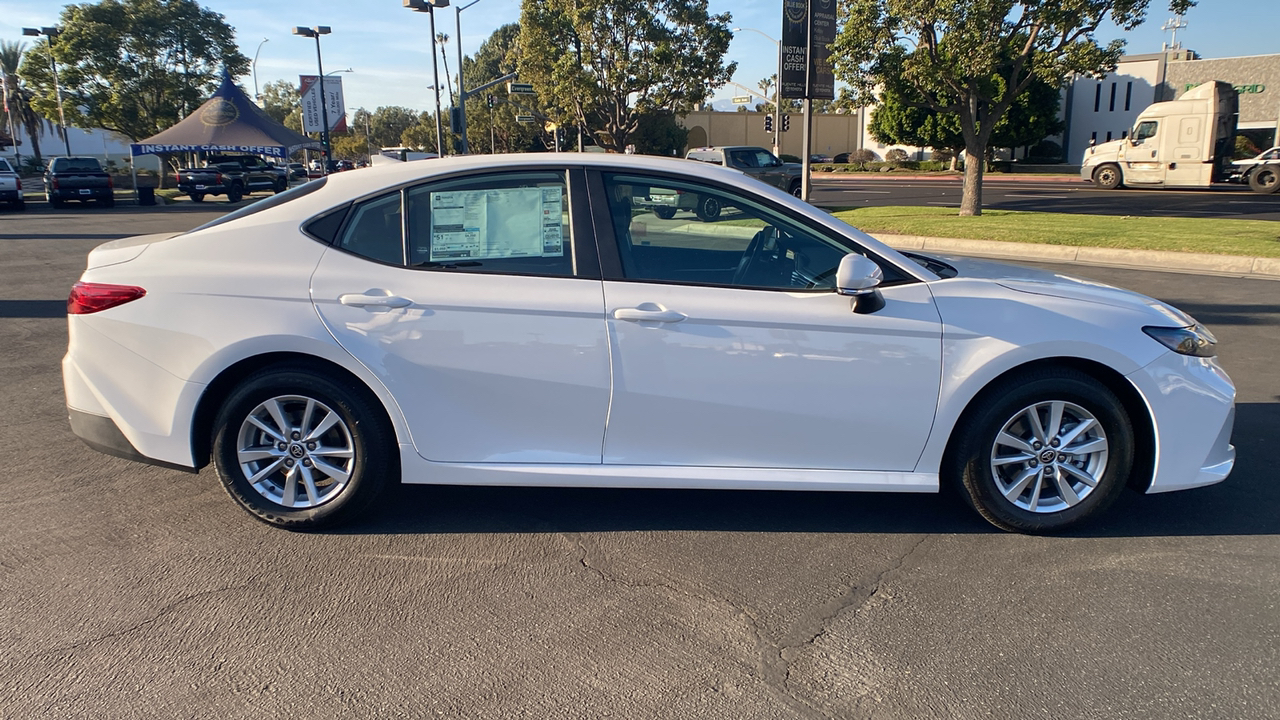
[780,0,809,99]
[299,75,348,134]
[807,0,836,100]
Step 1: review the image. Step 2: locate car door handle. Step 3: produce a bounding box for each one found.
[613,307,687,323]
[338,292,413,308]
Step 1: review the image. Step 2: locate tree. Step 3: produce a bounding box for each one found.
[259,79,302,131]
[400,111,439,152]
[832,0,1193,215]
[18,0,249,142]
[869,66,1064,162]
[631,111,688,156]
[365,106,421,149]
[0,40,48,164]
[460,23,543,154]
[519,0,736,153]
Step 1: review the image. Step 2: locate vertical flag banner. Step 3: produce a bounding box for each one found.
[299,75,348,134]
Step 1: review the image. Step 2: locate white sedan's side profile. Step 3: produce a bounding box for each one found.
[63,154,1235,533]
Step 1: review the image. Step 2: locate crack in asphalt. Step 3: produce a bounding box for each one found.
[565,532,932,720]
[34,578,261,659]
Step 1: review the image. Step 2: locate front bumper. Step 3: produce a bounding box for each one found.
[1127,350,1236,493]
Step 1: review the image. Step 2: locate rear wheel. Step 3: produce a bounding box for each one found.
[190,193,205,203]
[949,368,1133,533]
[212,367,393,530]
[100,196,115,209]
[1249,165,1280,194]
[695,195,722,221]
[653,207,677,220]
[12,200,24,211]
[1092,163,1123,190]
[48,194,64,209]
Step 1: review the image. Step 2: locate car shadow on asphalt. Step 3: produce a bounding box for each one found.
[335,401,1279,539]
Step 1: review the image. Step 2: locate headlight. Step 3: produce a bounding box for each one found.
[1143,324,1217,357]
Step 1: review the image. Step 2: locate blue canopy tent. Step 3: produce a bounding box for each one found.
[129,72,321,198]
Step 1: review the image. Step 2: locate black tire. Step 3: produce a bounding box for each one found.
[212,366,394,530]
[789,179,802,198]
[653,206,677,220]
[274,178,288,193]
[190,193,205,203]
[100,196,115,209]
[947,368,1134,534]
[1092,163,1123,190]
[13,200,24,211]
[1248,165,1280,194]
[48,194,64,209]
[226,185,243,203]
[695,195,722,221]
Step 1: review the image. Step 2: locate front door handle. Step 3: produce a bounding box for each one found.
[339,292,413,308]
[613,307,687,323]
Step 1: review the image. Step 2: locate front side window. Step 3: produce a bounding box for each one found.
[753,149,780,167]
[1134,121,1158,141]
[602,173,860,291]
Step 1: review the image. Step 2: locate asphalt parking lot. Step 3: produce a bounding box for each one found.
[1,205,1277,719]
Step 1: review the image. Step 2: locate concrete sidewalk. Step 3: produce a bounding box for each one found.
[872,233,1280,279]
[814,171,1083,184]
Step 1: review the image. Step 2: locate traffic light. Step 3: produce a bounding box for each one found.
[781,114,791,132]
[764,114,773,133]
[487,94,494,109]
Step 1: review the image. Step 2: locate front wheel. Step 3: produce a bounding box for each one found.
[1249,165,1280,194]
[212,367,393,530]
[949,368,1134,533]
[789,180,802,198]
[1092,163,1123,190]
[226,185,243,203]
[653,207,677,220]
[274,178,287,193]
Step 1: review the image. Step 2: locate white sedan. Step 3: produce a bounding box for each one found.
[63,154,1235,533]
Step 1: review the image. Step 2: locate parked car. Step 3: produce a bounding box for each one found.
[45,157,114,208]
[63,154,1235,533]
[177,154,286,203]
[0,157,23,211]
[1226,146,1280,187]
[286,162,308,180]
[686,146,804,199]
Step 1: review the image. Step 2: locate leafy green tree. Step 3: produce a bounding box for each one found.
[400,111,439,152]
[0,40,49,164]
[259,79,302,131]
[365,106,421,150]
[460,23,542,154]
[631,111,689,156]
[17,0,249,142]
[832,0,1193,215]
[519,0,736,152]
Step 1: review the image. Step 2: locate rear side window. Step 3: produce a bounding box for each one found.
[337,192,404,265]
[403,171,573,277]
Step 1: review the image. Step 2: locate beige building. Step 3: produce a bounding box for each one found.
[679,109,891,159]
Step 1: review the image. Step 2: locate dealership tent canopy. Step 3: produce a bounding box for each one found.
[129,72,321,159]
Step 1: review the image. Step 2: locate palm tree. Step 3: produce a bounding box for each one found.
[436,33,454,104]
[0,40,45,165]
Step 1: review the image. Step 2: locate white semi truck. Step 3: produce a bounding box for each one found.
[1081,80,1279,194]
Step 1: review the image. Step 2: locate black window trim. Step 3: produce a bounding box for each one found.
[584,167,924,292]
[308,166,601,281]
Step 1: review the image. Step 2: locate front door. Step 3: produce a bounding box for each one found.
[310,169,611,464]
[595,171,943,471]
[1123,119,1165,184]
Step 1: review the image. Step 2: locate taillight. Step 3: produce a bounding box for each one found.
[67,282,147,315]
[216,172,224,185]
[15,178,20,191]
[107,175,114,189]
[51,177,59,190]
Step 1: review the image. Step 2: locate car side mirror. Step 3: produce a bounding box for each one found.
[835,254,885,314]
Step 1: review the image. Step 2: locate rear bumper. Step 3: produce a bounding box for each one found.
[51,187,112,200]
[0,189,20,201]
[68,408,197,473]
[178,183,229,195]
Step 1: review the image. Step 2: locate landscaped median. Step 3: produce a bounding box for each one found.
[831,206,1280,278]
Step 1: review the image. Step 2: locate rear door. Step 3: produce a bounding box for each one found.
[310,167,612,464]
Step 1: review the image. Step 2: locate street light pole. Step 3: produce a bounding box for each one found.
[452,0,484,154]
[405,0,450,157]
[252,37,269,102]
[23,27,71,156]
[292,26,332,172]
[733,27,781,159]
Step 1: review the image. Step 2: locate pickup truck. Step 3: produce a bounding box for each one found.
[45,157,114,208]
[0,158,23,211]
[687,146,804,198]
[177,154,287,203]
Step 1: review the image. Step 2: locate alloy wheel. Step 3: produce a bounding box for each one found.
[989,400,1109,513]
[235,394,355,509]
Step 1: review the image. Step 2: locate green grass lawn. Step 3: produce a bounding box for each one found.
[831,206,1280,258]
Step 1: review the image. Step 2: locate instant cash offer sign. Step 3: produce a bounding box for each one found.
[780,0,836,100]
[299,75,348,134]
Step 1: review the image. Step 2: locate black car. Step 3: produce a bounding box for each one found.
[45,157,114,208]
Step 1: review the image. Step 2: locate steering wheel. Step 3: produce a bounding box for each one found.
[732,226,777,286]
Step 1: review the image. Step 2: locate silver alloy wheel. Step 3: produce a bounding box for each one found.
[235,394,355,509]
[989,400,1109,513]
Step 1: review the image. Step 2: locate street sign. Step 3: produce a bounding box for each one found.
[732,96,753,104]
[507,82,535,95]
[515,115,536,124]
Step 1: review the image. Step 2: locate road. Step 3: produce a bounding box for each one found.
[811,176,1280,220]
[1,206,1277,719]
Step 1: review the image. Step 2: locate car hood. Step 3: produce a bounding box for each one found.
[925,253,1197,325]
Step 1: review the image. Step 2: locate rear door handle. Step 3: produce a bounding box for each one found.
[338,292,413,309]
[613,307,687,323]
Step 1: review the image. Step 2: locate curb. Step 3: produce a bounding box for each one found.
[813,172,1084,184]
[870,233,1280,280]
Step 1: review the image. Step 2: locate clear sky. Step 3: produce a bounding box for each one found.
[2,0,1277,117]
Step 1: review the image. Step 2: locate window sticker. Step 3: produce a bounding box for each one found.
[429,186,564,261]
